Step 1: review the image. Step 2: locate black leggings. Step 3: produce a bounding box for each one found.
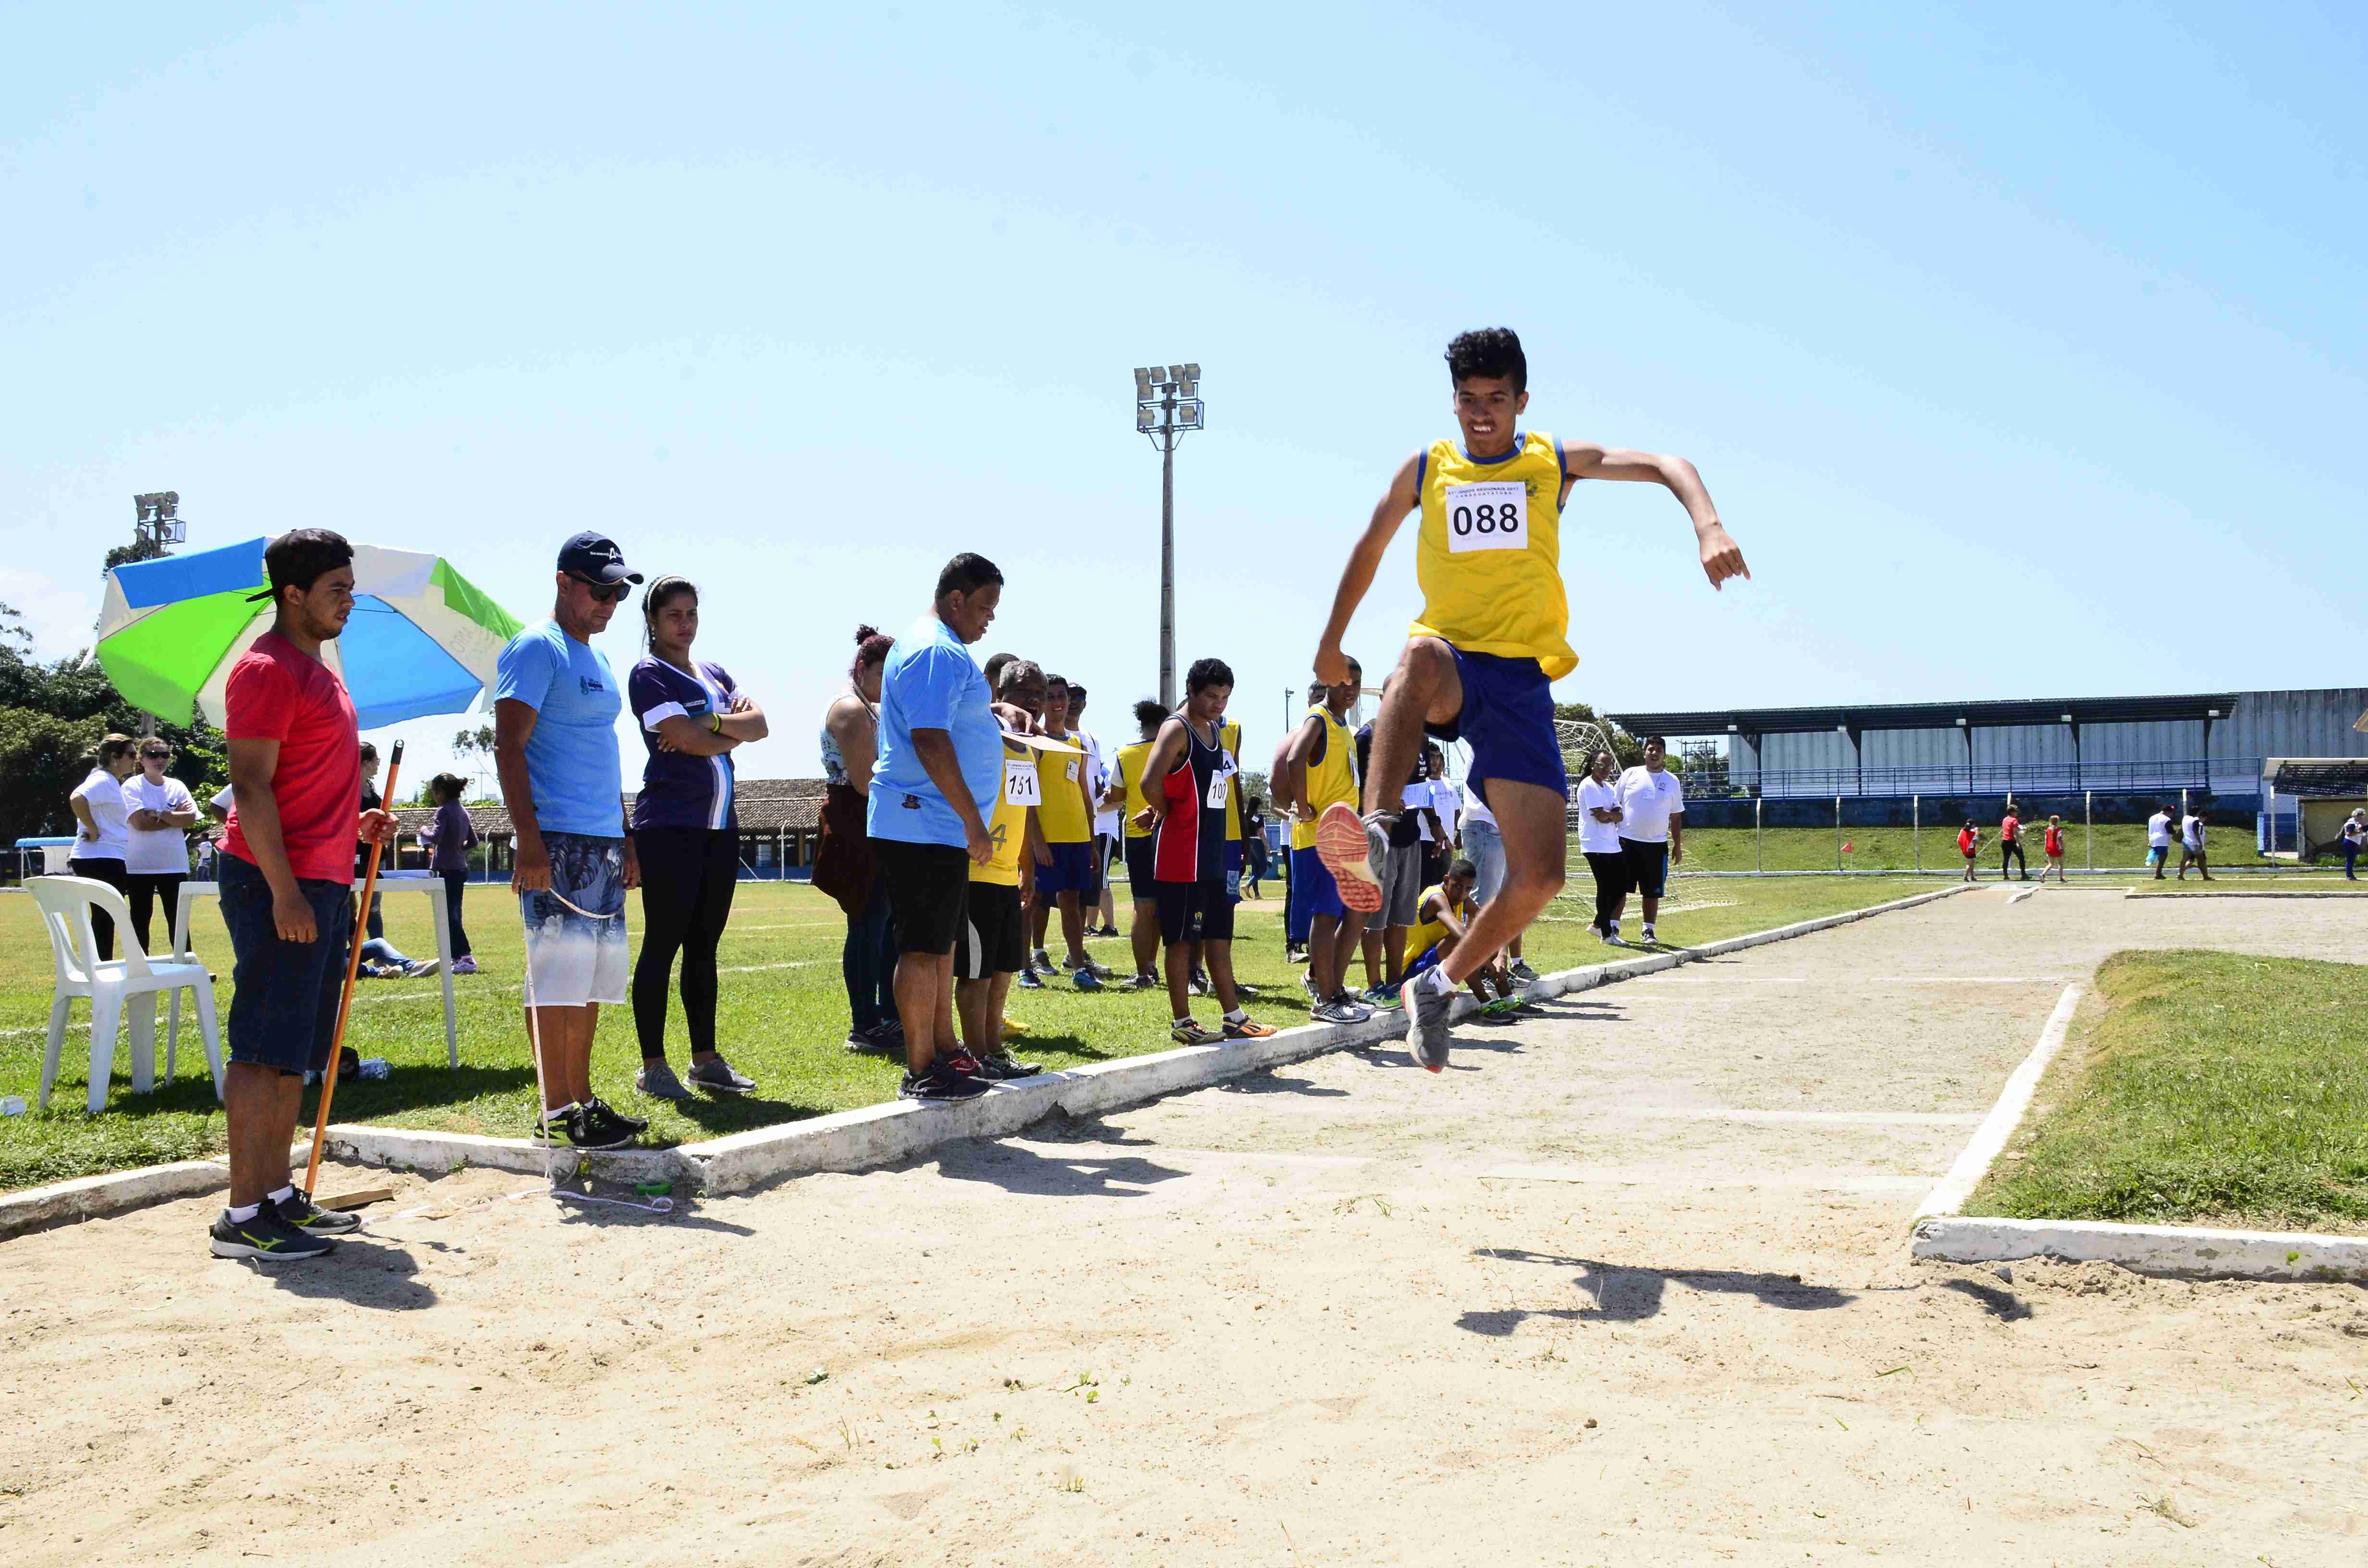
[631,827,740,1061]
[125,871,186,957]
[440,871,472,958]
[1585,850,1630,932]
[2000,840,2026,876]
[69,857,129,960]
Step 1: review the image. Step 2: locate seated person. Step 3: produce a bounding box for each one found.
[1401,858,1519,1011]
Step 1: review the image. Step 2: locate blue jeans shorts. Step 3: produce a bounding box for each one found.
[1424,646,1566,810]
[521,832,629,1007]
[220,852,353,1076]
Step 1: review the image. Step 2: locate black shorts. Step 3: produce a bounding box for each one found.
[1619,836,1671,900]
[1124,835,1158,901]
[872,837,971,956]
[955,880,1025,980]
[1155,878,1235,946]
[220,853,352,1076]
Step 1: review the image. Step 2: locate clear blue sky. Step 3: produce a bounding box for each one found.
[4,2,2361,786]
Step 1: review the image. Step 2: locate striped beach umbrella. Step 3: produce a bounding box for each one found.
[97,537,523,728]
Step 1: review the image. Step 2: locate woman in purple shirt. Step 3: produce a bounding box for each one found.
[628,576,769,1099]
[419,773,481,972]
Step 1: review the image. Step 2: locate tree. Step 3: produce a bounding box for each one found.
[0,621,225,845]
[1553,700,1644,769]
[452,722,497,798]
[0,708,106,846]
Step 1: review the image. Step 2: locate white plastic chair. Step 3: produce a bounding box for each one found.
[28,876,222,1113]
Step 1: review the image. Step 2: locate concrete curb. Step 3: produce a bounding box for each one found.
[3,881,1975,1231]
[0,1158,229,1241]
[1911,1214,2368,1282]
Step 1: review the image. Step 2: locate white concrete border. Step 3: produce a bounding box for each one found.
[0,1158,229,1241]
[1910,973,2368,1282]
[4,882,1974,1232]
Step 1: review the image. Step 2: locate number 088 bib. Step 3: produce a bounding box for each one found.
[1444,481,1529,553]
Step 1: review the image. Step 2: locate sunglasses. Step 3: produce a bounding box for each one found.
[568,575,632,604]
[141,752,171,762]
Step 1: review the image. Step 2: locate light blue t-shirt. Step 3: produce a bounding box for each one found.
[866,612,1001,848]
[494,621,625,839]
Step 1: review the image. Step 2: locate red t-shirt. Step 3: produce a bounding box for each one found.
[222,631,362,885]
[2044,825,2063,857]
[1958,829,1976,856]
[2001,814,2020,842]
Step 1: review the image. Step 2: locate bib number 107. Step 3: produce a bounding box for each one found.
[1444,481,1529,554]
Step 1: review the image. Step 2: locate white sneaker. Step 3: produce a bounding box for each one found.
[1607,921,1622,947]
[1641,922,1657,943]
[1030,948,1054,973]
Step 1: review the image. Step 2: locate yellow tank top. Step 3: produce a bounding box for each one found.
[1114,739,1156,839]
[1408,430,1576,679]
[974,739,1035,886]
[1290,704,1359,851]
[1035,728,1092,843]
[1402,884,1466,970]
[1220,719,1244,841]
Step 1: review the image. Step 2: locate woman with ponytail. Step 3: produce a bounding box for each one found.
[626,576,767,1099]
[817,623,899,1052]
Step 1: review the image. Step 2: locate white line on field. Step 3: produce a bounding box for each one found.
[1914,982,2083,1218]
[1626,1107,1984,1126]
[1630,976,2067,985]
[1482,1164,1931,1194]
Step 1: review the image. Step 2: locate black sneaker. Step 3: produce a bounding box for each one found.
[845,1023,899,1054]
[686,1057,757,1094]
[278,1191,364,1236]
[529,1104,634,1150]
[583,1096,648,1137]
[900,1060,991,1102]
[210,1208,335,1261]
[972,1050,1042,1080]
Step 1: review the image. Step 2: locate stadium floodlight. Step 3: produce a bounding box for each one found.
[1726,723,1738,733]
[1132,359,1205,708]
[2060,713,2074,724]
[2208,708,2221,718]
[1955,717,1968,727]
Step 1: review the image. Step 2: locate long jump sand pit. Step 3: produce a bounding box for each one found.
[7,889,2367,1565]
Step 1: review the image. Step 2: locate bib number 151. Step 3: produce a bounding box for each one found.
[1444,481,1529,554]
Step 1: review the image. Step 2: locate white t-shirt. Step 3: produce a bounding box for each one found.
[1575,775,1623,855]
[1460,779,1497,833]
[2182,813,2205,849]
[122,774,197,874]
[1616,765,1685,845]
[1080,731,1118,838]
[2146,811,2172,847]
[69,768,129,861]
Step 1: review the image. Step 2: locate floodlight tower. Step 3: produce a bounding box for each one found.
[127,493,189,736]
[1134,364,1203,710]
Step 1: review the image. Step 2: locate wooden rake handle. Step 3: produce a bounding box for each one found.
[304,738,402,1197]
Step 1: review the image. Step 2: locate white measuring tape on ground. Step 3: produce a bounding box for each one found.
[524,882,672,1216]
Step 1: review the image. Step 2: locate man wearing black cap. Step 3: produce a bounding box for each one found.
[493,531,647,1150]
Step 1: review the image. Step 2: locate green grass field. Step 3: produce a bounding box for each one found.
[1966,950,2368,1234]
[1663,822,2320,875]
[0,872,1944,1192]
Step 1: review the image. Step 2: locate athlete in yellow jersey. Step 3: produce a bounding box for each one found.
[1098,698,1171,987]
[953,673,1050,1079]
[1280,660,1369,1024]
[1028,673,1108,989]
[1312,327,1748,1072]
[1398,858,1511,1008]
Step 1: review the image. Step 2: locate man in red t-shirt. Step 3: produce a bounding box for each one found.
[209,530,393,1263]
[1999,806,2028,882]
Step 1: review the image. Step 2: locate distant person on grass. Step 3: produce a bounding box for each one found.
[2338,809,2365,880]
[493,530,648,1152]
[869,552,1007,1102]
[209,528,392,1262]
[353,741,434,981]
[1134,657,1276,1046]
[1576,747,1628,944]
[629,575,766,1101]
[1401,858,1515,1012]
[2146,804,2174,879]
[1067,682,1123,938]
[419,773,479,972]
[2178,806,2211,881]
[1999,803,2028,882]
[67,734,135,960]
[1025,674,1109,991]
[122,736,198,957]
[1959,820,1981,882]
[819,625,900,1053]
[1282,662,1371,1025]
[952,661,1052,1081]
[1102,698,1170,988]
[1270,683,1321,969]
[1616,736,1685,945]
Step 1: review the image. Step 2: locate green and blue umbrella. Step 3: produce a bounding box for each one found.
[97,538,522,729]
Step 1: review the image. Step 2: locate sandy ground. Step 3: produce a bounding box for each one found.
[6,886,2367,1566]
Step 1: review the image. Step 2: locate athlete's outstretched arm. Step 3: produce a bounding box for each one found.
[1313,453,1423,685]
[1561,442,1749,589]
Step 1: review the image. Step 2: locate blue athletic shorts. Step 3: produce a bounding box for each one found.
[1424,646,1566,811]
[1035,840,1098,896]
[220,853,352,1076]
[1403,941,1445,982]
[1290,845,1346,921]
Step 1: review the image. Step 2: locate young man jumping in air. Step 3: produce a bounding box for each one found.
[1312,327,1748,1072]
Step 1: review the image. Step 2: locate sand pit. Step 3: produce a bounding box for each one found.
[6,891,2367,1564]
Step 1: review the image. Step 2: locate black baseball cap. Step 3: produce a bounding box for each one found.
[556,530,642,586]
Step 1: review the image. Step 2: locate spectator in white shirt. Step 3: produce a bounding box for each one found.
[2177,806,2211,882]
[1615,736,1686,944]
[1574,748,1629,943]
[121,737,200,956]
[67,734,137,960]
[2145,805,2174,880]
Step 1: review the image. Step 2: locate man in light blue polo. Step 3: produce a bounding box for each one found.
[868,552,1007,1102]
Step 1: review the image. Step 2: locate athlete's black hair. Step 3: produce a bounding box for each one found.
[935,551,1004,600]
[1185,657,1234,694]
[1445,327,1527,394]
[261,527,354,602]
[1448,857,1477,881]
[359,741,379,763]
[1643,734,1667,750]
[1133,699,1169,736]
[430,772,469,803]
[995,658,1043,696]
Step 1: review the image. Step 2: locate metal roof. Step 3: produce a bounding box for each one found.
[2262,758,2368,797]
[1610,693,2242,737]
